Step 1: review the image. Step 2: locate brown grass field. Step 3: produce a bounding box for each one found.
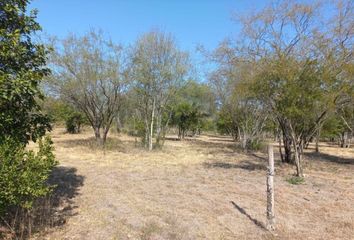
[31,127,354,240]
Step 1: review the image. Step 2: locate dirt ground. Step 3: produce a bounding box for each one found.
[31,127,354,240]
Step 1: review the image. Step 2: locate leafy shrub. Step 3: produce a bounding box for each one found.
[42,98,73,123]
[216,110,234,135]
[170,102,204,139]
[200,118,216,132]
[65,113,84,134]
[0,136,57,214]
[127,117,146,137]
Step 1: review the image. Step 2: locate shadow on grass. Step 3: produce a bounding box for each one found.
[208,138,236,143]
[59,137,127,152]
[230,201,267,231]
[250,153,267,161]
[164,137,180,141]
[34,166,85,227]
[164,136,235,146]
[1,167,84,239]
[189,138,239,152]
[306,142,354,150]
[203,160,267,171]
[306,151,354,165]
[203,134,233,139]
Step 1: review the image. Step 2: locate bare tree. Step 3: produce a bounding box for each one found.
[209,43,269,150]
[129,30,190,150]
[49,30,127,145]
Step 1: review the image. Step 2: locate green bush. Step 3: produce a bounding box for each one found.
[200,118,215,132]
[170,102,204,139]
[127,117,146,137]
[65,113,84,134]
[0,136,57,214]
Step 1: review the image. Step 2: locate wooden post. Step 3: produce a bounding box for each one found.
[267,144,275,230]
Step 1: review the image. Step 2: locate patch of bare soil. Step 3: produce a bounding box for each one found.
[32,128,354,240]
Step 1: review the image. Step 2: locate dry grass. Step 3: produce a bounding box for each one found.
[31,127,354,240]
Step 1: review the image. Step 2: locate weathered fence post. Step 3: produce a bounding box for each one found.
[267,144,275,230]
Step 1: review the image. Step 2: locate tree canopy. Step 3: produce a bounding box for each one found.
[0,0,51,144]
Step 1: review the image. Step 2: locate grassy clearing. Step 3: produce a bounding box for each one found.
[31,127,354,240]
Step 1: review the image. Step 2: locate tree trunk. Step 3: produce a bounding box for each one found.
[278,133,284,162]
[77,122,81,133]
[241,130,247,150]
[274,128,278,142]
[315,127,320,153]
[144,118,149,148]
[282,132,293,164]
[102,127,109,145]
[266,144,275,230]
[293,143,303,177]
[116,114,122,134]
[155,110,162,146]
[304,138,311,149]
[340,131,349,148]
[149,98,155,151]
[287,123,303,177]
[94,126,103,145]
[237,127,241,142]
[160,112,172,147]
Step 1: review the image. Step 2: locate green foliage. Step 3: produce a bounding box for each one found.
[42,98,73,122]
[126,117,146,138]
[200,118,215,132]
[286,176,305,185]
[42,98,86,133]
[168,80,215,137]
[0,2,57,229]
[216,96,268,149]
[178,80,216,116]
[65,113,84,134]
[321,115,345,139]
[171,102,204,138]
[0,0,51,144]
[216,109,236,136]
[0,136,57,214]
[253,59,326,129]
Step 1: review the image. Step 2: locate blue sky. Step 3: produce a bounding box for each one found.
[29,0,269,52]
